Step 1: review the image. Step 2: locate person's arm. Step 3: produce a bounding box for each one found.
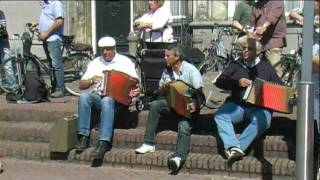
[232,20,245,32]
[39,2,64,40]
[215,63,240,90]
[289,11,304,25]
[312,55,320,73]
[255,1,284,37]
[39,18,63,41]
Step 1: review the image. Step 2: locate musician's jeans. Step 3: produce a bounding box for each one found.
[214,101,272,151]
[143,99,193,161]
[43,39,64,92]
[77,93,115,142]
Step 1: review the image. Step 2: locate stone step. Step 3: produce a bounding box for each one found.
[0,121,295,159]
[0,141,296,179]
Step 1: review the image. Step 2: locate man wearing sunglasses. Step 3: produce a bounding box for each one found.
[213,37,282,163]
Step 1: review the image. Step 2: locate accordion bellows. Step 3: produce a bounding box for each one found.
[101,70,139,106]
[243,78,294,113]
[160,80,193,119]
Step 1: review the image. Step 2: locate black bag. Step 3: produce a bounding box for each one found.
[23,72,49,102]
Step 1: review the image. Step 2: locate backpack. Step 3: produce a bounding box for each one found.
[22,72,49,103]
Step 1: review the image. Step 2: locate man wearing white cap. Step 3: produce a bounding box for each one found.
[75,36,140,159]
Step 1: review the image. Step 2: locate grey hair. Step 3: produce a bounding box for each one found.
[167,46,184,60]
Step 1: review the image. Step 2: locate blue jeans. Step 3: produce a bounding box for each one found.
[77,93,115,141]
[43,39,64,92]
[0,47,16,87]
[214,101,272,151]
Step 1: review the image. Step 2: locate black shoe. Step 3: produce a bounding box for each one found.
[91,140,111,159]
[75,135,89,152]
[51,89,64,98]
[167,156,181,174]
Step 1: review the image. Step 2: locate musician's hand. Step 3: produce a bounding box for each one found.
[91,76,102,84]
[187,102,196,113]
[129,86,140,98]
[239,78,252,88]
[39,31,49,41]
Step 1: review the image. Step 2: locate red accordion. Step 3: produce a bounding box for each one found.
[160,80,195,119]
[243,78,294,113]
[101,70,139,106]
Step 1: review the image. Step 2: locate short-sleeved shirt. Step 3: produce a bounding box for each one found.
[159,60,203,89]
[39,1,64,42]
[135,5,173,42]
[0,10,9,48]
[81,52,139,94]
[233,1,252,27]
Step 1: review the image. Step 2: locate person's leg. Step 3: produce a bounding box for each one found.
[173,119,192,161]
[97,96,116,142]
[135,99,170,154]
[91,96,116,158]
[0,47,16,87]
[214,101,245,150]
[238,107,272,151]
[77,92,101,137]
[143,99,170,145]
[265,48,283,77]
[76,92,101,151]
[46,39,64,95]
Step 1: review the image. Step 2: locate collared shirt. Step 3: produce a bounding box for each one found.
[39,0,64,42]
[159,60,203,89]
[81,52,139,94]
[135,5,173,42]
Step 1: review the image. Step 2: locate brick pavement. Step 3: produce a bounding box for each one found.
[0,158,259,180]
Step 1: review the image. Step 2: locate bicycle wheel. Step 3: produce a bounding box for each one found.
[64,53,92,96]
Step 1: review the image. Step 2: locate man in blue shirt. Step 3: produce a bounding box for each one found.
[135,46,204,174]
[39,0,64,98]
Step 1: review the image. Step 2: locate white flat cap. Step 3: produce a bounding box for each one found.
[98,36,116,47]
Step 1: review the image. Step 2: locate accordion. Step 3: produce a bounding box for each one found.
[243,78,294,113]
[159,80,198,119]
[101,70,139,106]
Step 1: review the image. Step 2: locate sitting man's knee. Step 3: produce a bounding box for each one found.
[178,121,191,134]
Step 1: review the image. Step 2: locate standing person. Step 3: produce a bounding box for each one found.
[214,37,283,163]
[75,36,140,159]
[38,0,65,98]
[134,0,173,42]
[232,0,253,37]
[135,46,204,174]
[0,10,16,89]
[246,0,287,77]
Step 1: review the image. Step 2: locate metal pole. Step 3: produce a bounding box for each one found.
[296,1,315,180]
[91,0,97,54]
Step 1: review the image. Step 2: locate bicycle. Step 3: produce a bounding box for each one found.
[0,23,93,97]
[197,24,241,109]
[198,23,241,75]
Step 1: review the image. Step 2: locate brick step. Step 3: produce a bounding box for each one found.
[0,121,295,159]
[0,141,295,179]
[0,106,297,137]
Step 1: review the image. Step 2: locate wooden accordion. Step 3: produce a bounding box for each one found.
[101,70,139,106]
[243,78,294,113]
[159,80,195,119]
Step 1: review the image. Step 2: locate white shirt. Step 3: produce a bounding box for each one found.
[81,53,139,94]
[135,5,173,42]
